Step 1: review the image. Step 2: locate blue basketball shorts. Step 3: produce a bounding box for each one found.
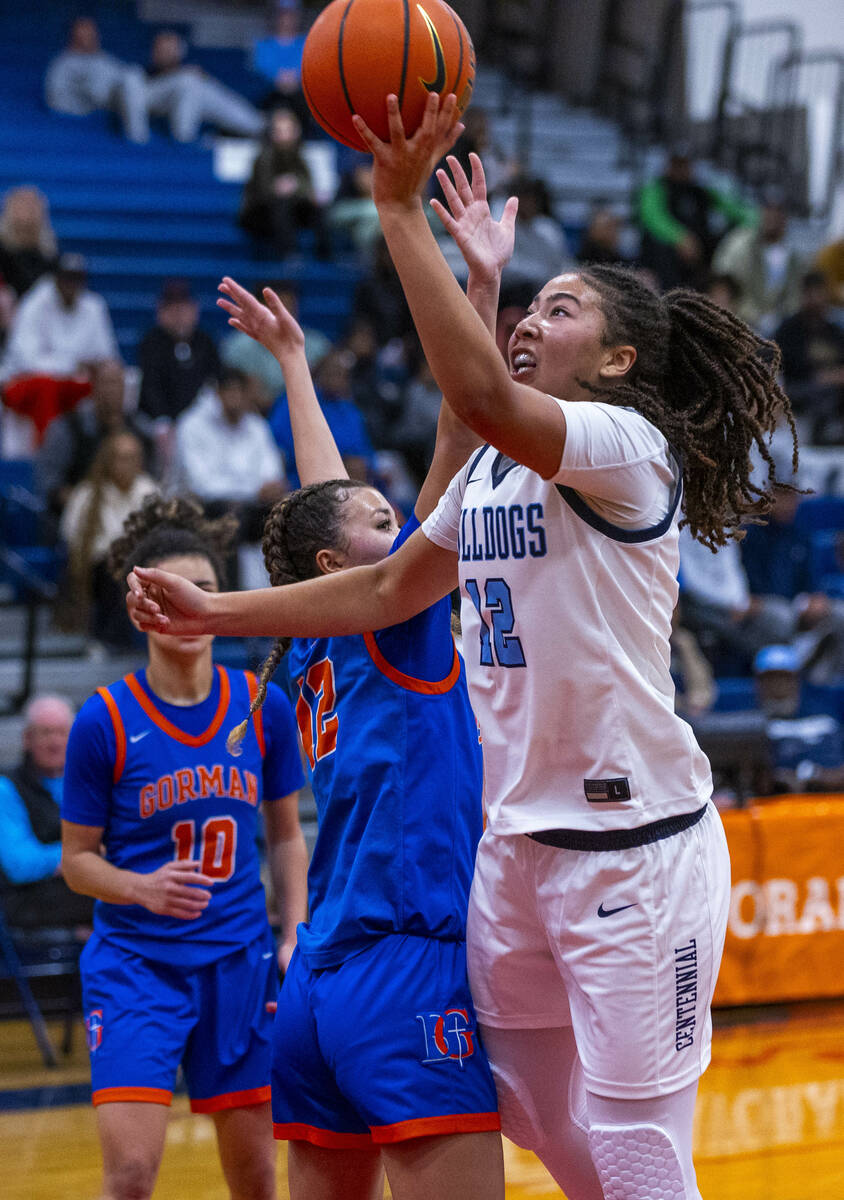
[271,934,500,1147]
[81,929,277,1112]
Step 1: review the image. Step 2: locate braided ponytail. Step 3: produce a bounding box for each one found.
[226,478,369,754]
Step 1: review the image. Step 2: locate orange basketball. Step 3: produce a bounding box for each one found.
[301,0,475,151]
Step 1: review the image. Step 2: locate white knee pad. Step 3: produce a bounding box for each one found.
[587,1123,687,1200]
[488,1062,544,1151]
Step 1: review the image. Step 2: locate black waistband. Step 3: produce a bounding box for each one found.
[526,804,708,852]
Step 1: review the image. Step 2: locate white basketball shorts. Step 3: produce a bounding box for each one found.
[467,803,731,1100]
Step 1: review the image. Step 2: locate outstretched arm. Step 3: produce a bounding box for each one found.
[127,526,457,639]
[217,277,346,486]
[355,93,566,479]
[414,152,518,522]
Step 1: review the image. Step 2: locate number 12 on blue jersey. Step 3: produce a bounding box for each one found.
[465,578,526,667]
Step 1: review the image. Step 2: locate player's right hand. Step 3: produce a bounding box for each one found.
[217,275,305,362]
[126,565,215,636]
[134,860,216,920]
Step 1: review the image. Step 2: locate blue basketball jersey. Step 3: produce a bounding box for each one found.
[289,518,484,970]
[63,667,304,967]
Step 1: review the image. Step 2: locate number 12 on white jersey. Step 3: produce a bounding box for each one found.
[465,577,526,668]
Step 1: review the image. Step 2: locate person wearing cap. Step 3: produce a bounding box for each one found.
[712,191,806,334]
[753,644,844,791]
[637,146,755,291]
[0,253,118,450]
[137,279,221,427]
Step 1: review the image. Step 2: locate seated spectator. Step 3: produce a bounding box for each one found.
[1,253,118,451]
[500,175,572,293]
[329,155,382,259]
[741,484,844,683]
[814,237,844,308]
[59,430,158,648]
[0,186,58,299]
[44,16,148,143]
[638,146,754,290]
[352,235,414,346]
[239,107,332,260]
[753,643,844,792]
[774,271,844,444]
[137,279,220,459]
[270,348,374,489]
[220,279,330,409]
[144,29,265,143]
[712,191,805,334]
[0,694,94,931]
[388,338,441,488]
[251,0,311,131]
[172,367,286,572]
[678,524,796,674]
[577,203,635,267]
[36,359,153,523]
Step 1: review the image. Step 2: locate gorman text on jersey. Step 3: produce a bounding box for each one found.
[139,764,259,817]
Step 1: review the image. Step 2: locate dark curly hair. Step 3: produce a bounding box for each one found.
[577,263,799,550]
[107,493,238,589]
[226,479,369,754]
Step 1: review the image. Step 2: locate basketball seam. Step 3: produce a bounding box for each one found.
[450,7,464,93]
[337,0,357,120]
[302,71,359,148]
[399,0,411,107]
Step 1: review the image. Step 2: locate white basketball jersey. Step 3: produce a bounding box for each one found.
[422,399,712,834]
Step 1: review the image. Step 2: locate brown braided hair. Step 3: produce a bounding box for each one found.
[577,263,799,550]
[226,478,370,755]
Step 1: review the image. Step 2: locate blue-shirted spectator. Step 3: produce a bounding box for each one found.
[754,644,844,791]
[252,0,311,132]
[270,346,374,488]
[0,695,93,930]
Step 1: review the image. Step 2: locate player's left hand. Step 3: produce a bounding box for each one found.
[353,91,463,211]
[217,276,305,362]
[431,152,518,284]
[126,565,216,635]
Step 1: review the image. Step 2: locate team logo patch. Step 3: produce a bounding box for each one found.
[416,1008,475,1067]
[85,1009,103,1052]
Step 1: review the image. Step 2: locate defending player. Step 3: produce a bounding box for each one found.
[206,131,513,1200]
[126,96,799,1198]
[61,497,307,1200]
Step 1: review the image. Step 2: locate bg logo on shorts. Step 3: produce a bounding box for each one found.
[416,1008,476,1066]
[86,1008,104,1052]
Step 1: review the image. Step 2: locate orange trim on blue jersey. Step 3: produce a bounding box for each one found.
[92,1086,172,1107]
[371,1111,501,1143]
[123,666,230,746]
[363,632,461,695]
[273,1122,374,1148]
[190,1085,271,1114]
[97,687,126,783]
[245,671,266,757]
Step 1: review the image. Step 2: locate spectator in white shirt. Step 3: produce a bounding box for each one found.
[0,253,119,453]
[172,367,287,581]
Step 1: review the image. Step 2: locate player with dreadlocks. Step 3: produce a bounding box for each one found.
[61,494,306,1200]
[128,96,799,1200]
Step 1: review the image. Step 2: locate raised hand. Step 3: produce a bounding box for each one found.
[217,275,304,361]
[352,91,464,211]
[126,565,215,635]
[431,152,518,286]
